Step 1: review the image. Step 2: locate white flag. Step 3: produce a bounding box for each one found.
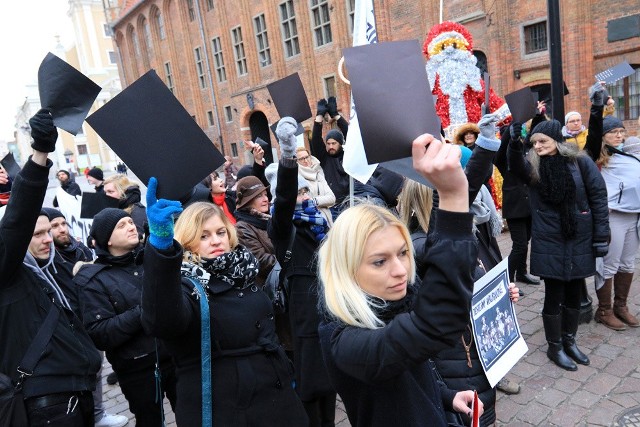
[343,0,378,184]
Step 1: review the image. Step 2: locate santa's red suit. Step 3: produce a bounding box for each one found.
[423,21,510,136]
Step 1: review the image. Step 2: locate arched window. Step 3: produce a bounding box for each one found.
[473,50,488,76]
[154,8,166,40]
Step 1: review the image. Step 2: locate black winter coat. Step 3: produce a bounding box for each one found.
[310,118,350,204]
[0,158,100,399]
[318,210,477,427]
[507,144,609,280]
[268,158,335,401]
[141,243,308,426]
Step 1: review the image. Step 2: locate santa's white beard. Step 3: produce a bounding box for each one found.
[426,47,482,125]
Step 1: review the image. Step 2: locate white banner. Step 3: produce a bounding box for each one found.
[342,0,378,184]
[55,188,93,245]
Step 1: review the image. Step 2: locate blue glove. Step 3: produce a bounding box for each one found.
[146,177,183,250]
[478,113,498,139]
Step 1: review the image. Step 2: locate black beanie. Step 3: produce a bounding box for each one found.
[89,208,129,250]
[325,129,345,145]
[40,207,65,221]
[602,116,624,135]
[531,119,563,142]
[88,167,104,181]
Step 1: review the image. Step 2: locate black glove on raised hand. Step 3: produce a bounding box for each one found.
[589,82,608,107]
[509,122,523,142]
[29,109,58,153]
[316,99,328,117]
[593,241,609,258]
[327,96,338,117]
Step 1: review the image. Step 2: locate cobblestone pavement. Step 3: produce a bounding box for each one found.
[86,202,638,426]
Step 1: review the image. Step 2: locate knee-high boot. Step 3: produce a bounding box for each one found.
[595,278,627,331]
[542,312,577,371]
[562,307,590,365]
[613,272,640,327]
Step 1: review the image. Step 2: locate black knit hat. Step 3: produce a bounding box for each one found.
[602,116,625,135]
[40,207,65,221]
[325,129,345,145]
[236,176,268,209]
[531,119,563,142]
[89,208,129,250]
[88,167,104,181]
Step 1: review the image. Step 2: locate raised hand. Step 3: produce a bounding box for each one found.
[275,117,298,158]
[146,177,183,250]
[478,113,499,139]
[316,98,328,118]
[327,96,338,118]
[589,81,608,107]
[29,108,58,153]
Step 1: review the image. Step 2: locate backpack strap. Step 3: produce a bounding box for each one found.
[186,277,212,427]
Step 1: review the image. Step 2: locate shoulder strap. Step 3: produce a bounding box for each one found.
[279,225,297,276]
[15,303,61,389]
[186,277,212,427]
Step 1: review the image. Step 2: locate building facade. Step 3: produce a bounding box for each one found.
[108,0,640,165]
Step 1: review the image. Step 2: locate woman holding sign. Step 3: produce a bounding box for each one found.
[317,134,483,426]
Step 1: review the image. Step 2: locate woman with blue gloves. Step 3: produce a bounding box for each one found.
[141,178,307,426]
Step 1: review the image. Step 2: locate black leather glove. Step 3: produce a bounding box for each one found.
[509,122,523,142]
[316,99,328,117]
[327,96,338,117]
[29,109,58,153]
[593,241,609,258]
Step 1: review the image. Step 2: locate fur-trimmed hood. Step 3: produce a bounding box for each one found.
[454,123,480,146]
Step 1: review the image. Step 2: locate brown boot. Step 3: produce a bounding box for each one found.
[595,278,627,331]
[613,272,640,327]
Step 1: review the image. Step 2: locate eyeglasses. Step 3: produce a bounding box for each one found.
[297,188,310,197]
[608,129,626,136]
[297,155,310,162]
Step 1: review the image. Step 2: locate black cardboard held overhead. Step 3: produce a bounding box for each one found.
[80,192,120,219]
[505,87,538,124]
[86,70,225,200]
[266,73,313,123]
[38,53,102,136]
[343,40,442,165]
[595,61,635,84]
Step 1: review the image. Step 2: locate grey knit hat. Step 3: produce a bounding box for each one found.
[602,116,624,135]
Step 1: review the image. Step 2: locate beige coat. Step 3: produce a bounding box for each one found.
[298,155,335,225]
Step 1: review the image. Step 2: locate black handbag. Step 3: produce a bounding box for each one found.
[429,359,468,427]
[264,226,296,314]
[0,303,60,427]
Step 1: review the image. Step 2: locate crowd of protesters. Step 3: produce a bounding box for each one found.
[1,65,638,427]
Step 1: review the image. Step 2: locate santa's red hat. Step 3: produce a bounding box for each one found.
[423,21,474,59]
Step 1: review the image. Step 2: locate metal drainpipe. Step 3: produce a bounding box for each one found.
[193,0,225,156]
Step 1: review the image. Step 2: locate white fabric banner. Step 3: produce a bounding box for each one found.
[55,188,93,244]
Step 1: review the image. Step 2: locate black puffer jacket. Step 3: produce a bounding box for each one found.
[507,144,609,280]
[0,158,100,399]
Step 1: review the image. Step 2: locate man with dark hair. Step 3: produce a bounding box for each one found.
[0,109,101,425]
[87,167,105,193]
[52,169,82,208]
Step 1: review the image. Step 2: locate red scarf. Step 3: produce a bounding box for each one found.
[212,193,236,224]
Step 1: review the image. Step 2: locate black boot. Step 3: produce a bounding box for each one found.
[562,307,590,365]
[515,272,540,285]
[542,312,577,371]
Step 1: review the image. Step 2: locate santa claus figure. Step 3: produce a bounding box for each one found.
[423,21,510,138]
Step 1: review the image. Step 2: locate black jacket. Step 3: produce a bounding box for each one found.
[310,118,350,204]
[318,210,477,427]
[268,158,334,401]
[141,243,308,426]
[75,250,159,372]
[0,158,100,398]
[507,143,609,280]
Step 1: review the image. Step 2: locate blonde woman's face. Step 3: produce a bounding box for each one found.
[104,182,121,199]
[197,215,231,259]
[356,226,410,301]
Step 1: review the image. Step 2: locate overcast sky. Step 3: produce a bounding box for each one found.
[0,0,73,142]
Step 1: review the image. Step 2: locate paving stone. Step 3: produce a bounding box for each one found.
[547,403,589,426]
[570,389,603,409]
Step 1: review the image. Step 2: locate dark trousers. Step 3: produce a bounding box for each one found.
[506,216,532,281]
[303,393,337,427]
[26,391,94,427]
[543,278,583,315]
[116,356,177,427]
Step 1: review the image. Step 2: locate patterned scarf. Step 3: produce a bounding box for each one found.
[538,155,577,239]
[292,199,329,241]
[181,245,258,291]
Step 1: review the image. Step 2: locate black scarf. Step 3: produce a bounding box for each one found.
[370,284,418,324]
[58,239,92,264]
[182,245,258,293]
[538,155,576,239]
[234,208,270,230]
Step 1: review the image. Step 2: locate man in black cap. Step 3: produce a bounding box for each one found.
[52,169,82,208]
[0,109,101,425]
[75,208,177,425]
[87,167,105,193]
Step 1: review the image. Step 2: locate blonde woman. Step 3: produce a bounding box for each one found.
[317,135,483,427]
[103,174,146,235]
[142,182,307,426]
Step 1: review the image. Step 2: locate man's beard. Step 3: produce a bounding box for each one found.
[327,145,343,158]
[427,48,482,124]
[54,235,71,248]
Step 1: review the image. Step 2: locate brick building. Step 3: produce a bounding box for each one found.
[106,0,639,165]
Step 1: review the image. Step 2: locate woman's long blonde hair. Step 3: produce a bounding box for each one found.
[396,180,433,233]
[174,202,238,263]
[318,204,416,329]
